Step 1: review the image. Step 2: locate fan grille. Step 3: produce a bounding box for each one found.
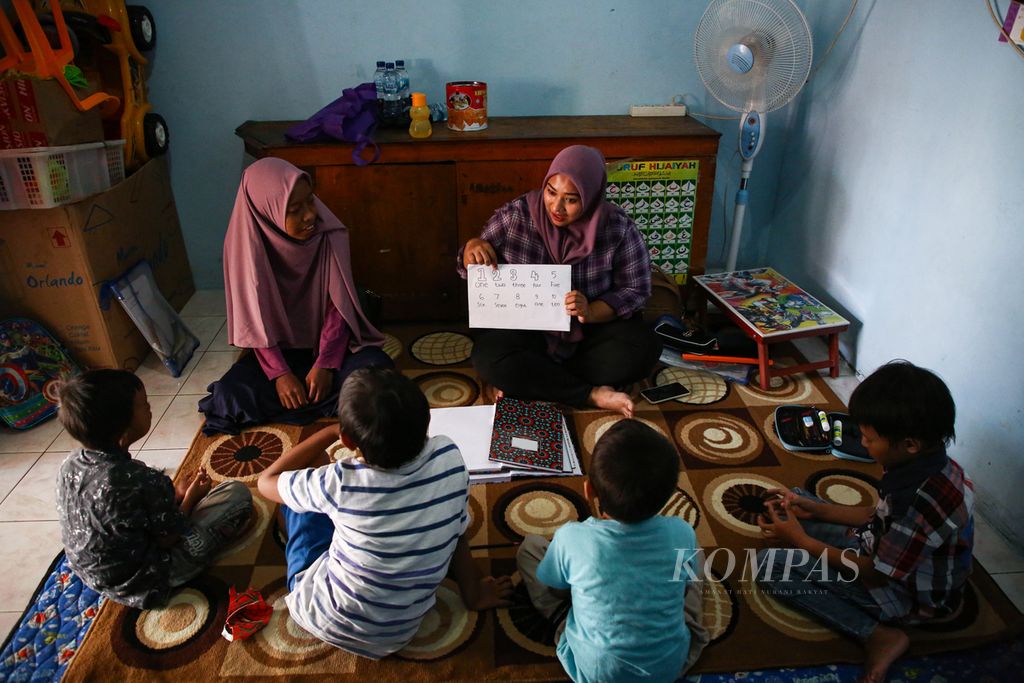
[695,0,812,113]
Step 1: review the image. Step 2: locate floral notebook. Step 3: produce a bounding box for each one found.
[488,397,565,472]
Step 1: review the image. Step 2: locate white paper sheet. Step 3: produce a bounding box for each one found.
[428,405,498,473]
[467,264,572,332]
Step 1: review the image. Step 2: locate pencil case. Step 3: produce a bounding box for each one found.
[773,404,873,463]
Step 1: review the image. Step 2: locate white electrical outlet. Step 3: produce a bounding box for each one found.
[629,104,687,117]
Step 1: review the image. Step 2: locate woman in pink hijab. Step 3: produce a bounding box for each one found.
[199,158,390,434]
[457,145,660,417]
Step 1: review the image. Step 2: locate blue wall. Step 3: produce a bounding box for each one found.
[147,0,796,287]
[770,0,1024,543]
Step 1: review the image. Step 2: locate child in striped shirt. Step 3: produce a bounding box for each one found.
[257,367,512,658]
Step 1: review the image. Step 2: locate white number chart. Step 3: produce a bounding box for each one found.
[468,264,571,332]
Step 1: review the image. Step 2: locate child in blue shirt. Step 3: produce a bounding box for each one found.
[517,419,705,683]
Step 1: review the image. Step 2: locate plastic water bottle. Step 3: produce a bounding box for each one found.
[408,92,432,138]
[395,60,411,115]
[381,62,401,126]
[372,61,387,117]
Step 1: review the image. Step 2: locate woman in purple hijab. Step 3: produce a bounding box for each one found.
[458,145,659,417]
[199,158,392,434]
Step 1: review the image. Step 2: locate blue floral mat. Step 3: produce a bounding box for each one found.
[1,551,1019,682]
[0,553,103,683]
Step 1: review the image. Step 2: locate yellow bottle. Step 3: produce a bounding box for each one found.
[408,92,432,139]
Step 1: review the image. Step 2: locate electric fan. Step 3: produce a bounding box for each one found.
[695,0,813,271]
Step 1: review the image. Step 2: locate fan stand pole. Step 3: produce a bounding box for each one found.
[725,157,754,272]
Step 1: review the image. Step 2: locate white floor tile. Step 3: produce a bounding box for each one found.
[0,452,43,506]
[208,321,237,352]
[182,315,226,352]
[134,347,201,396]
[0,521,62,612]
[992,572,1024,613]
[180,351,238,395]
[0,610,22,646]
[135,449,189,480]
[141,395,204,450]
[179,289,226,317]
[0,452,67,521]
[974,514,1024,574]
[0,419,62,455]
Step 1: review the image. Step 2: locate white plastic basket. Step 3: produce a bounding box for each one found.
[0,140,125,210]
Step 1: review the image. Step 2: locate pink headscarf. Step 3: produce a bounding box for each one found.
[223,158,383,352]
[526,145,609,359]
[526,145,607,265]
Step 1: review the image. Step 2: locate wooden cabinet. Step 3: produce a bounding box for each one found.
[236,116,720,321]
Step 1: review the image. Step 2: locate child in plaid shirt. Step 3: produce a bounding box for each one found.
[756,361,973,683]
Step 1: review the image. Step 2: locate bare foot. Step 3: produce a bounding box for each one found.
[859,624,909,683]
[589,385,634,417]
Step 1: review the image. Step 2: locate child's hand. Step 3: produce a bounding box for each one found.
[305,368,333,404]
[764,487,817,520]
[174,477,190,504]
[758,498,808,546]
[183,469,212,505]
[462,575,514,611]
[275,372,309,409]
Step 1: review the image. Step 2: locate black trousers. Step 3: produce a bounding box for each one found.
[471,316,661,408]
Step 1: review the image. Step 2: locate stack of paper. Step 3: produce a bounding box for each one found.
[427,403,581,485]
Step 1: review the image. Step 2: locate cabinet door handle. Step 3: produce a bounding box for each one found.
[379,248,392,254]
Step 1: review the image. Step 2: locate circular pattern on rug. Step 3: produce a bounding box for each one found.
[203,427,293,482]
[674,412,764,465]
[465,494,485,541]
[415,371,480,408]
[701,574,740,644]
[914,581,980,634]
[495,577,561,656]
[762,411,830,461]
[703,473,787,537]
[654,367,727,405]
[382,333,403,360]
[246,582,335,667]
[660,488,701,529]
[493,483,590,541]
[410,332,473,366]
[112,576,225,668]
[746,578,834,641]
[581,414,668,456]
[806,469,880,509]
[396,580,480,660]
[326,439,358,462]
[216,494,272,561]
[735,366,815,404]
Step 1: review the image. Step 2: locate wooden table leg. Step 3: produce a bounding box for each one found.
[757,338,770,388]
[828,333,840,378]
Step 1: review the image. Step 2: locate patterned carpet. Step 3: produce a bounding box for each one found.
[49,324,1023,681]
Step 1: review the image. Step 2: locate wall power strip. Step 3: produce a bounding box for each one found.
[629,104,687,117]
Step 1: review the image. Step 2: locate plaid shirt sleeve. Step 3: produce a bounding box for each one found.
[596,209,652,318]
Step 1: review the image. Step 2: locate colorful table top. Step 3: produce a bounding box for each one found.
[695,268,849,338]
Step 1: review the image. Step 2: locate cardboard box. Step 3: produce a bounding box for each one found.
[0,157,195,370]
[0,77,105,149]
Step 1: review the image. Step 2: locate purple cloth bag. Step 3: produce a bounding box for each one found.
[284,82,380,166]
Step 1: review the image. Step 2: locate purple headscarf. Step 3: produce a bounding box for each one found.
[223,158,383,352]
[526,145,609,359]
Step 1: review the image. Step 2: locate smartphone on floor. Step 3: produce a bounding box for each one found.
[640,381,690,404]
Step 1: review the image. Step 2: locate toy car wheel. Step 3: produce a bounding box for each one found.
[144,113,169,157]
[127,5,156,51]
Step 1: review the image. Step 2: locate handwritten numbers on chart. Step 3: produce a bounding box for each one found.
[468,264,571,332]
